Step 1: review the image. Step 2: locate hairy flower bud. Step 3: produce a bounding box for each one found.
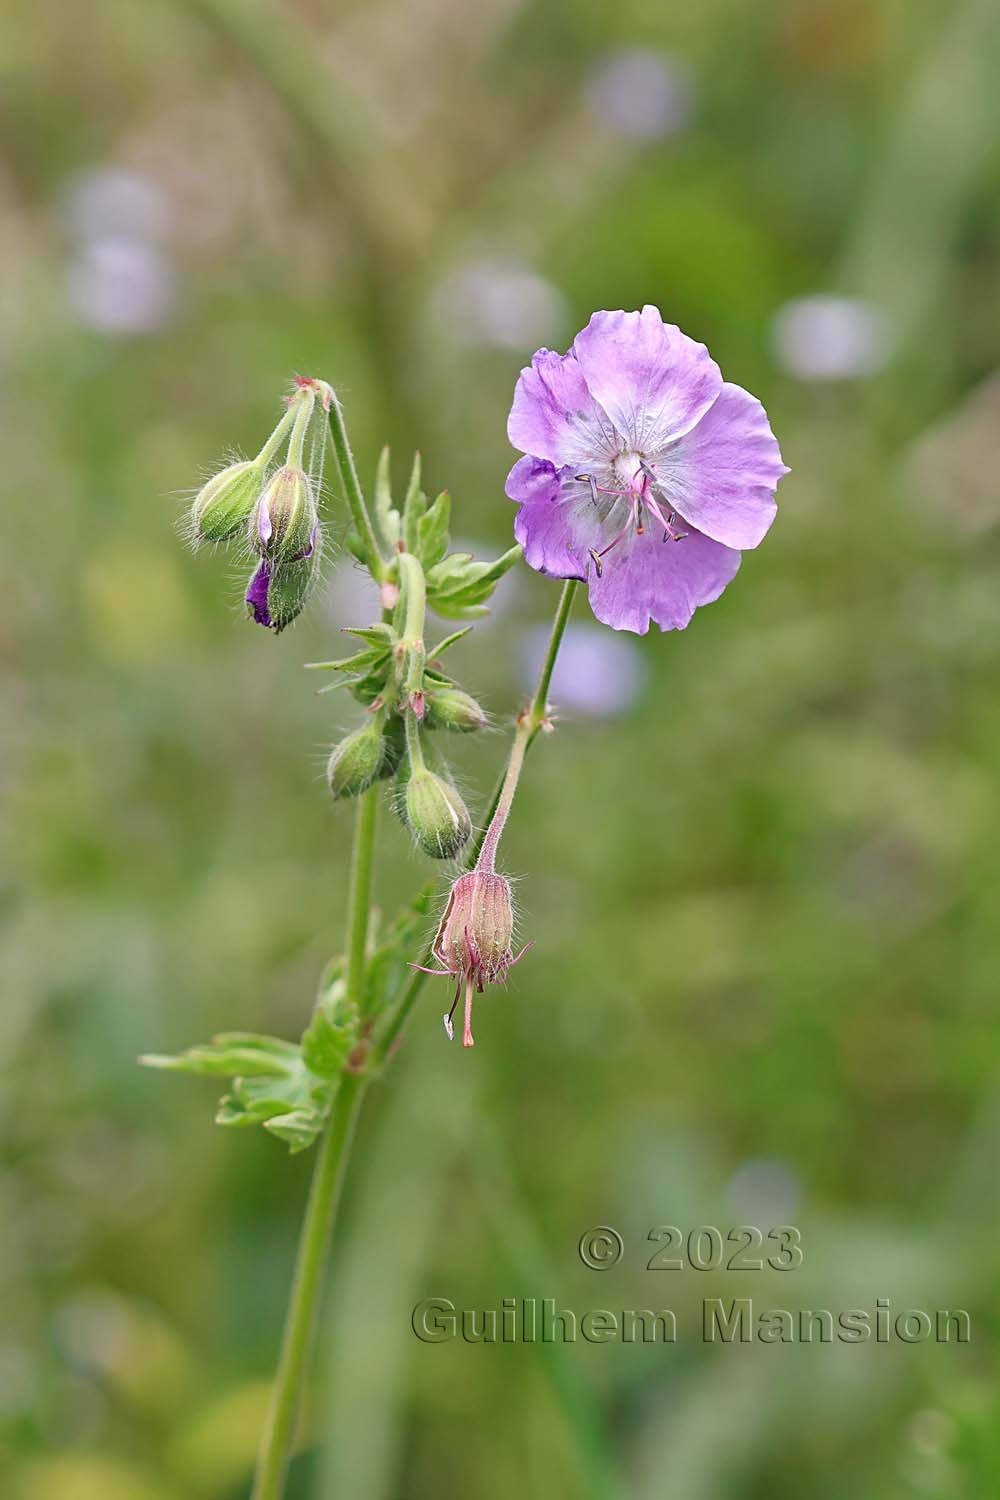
[375,715,406,781]
[424,687,488,733]
[250,465,317,562]
[326,718,385,799]
[404,767,471,859]
[191,460,263,544]
[245,528,320,632]
[414,869,529,1047]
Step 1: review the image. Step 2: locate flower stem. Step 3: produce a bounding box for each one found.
[473,577,578,868]
[374,578,578,1062]
[326,394,386,579]
[250,788,378,1500]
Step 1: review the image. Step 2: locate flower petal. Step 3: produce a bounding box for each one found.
[246,561,273,627]
[655,382,787,549]
[572,306,722,450]
[507,348,617,468]
[506,456,605,580]
[587,525,740,634]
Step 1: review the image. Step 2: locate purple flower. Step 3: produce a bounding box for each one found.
[506,306,788,634]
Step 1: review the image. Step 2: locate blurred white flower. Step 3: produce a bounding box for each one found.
[584,49,696,142]
[431,254,566,351]
[521,622,646,718]
[726,1156,802,1223]
[59,166,171,243]
[771,294,892,381]
[66,237,175,336]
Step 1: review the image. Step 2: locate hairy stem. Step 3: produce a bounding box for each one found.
[326,395,386,579]
[250,789,378,1500]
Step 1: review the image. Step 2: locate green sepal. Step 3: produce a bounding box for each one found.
[402,453,427,553]
[427,625,473,661]
[416,491,451,571]
[374,446,402,549]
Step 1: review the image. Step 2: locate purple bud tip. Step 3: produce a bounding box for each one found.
[246,561,273,628]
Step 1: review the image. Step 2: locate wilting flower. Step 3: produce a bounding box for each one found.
[415,870,528,1047]
[506,306,788,633]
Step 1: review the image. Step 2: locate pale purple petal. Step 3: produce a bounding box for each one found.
[246,561,273,627]
[654,382,787,550]
[507,348,616,468]
[572,306,722,449]
[507,457,603,580]
[587,526,740,634]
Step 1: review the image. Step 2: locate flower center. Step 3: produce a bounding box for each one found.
[612,450,645,494]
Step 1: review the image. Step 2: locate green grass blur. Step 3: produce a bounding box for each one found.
[4,0,1000,1496]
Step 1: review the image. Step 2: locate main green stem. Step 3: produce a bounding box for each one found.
[250,579,578,1493]
[250,789,378,1500]
[326,397,386,580]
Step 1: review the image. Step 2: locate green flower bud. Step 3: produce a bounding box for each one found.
[326,718,386,799]
[191,460,263,544]
[250,465,317,561]
[375,715,407,781]
[405,767,471,859]
[424,686,488,733]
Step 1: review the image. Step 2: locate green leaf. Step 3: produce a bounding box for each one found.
[344,530,368,565]
[139,1034,296,1078]
[264,1110,326,1153]
[301,994,358,1078]
[416,491,451,570]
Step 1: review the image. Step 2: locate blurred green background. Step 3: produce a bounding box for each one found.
[4,0,1000,1495]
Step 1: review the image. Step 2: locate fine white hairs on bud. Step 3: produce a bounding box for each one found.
[413,870,529,1047]
[404,767,471,860]
[190,460,263,545]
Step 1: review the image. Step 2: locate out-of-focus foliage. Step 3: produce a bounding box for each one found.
[3,0,1000,1496]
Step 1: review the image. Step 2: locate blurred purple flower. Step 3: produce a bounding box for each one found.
[771,294,892,380]
[66,237,175,336]
[506,306,787,634]
[584,49,696,141]
[521,622,646,718]
[59,166,171,243]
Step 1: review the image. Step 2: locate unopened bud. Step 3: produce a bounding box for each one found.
[245,529,320,632]
[424,686,487,733]
[191,460,262,544]
[405,767,471,859]
[250,465,317,561]
[327,718,385,799]
[375,715,406,781]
